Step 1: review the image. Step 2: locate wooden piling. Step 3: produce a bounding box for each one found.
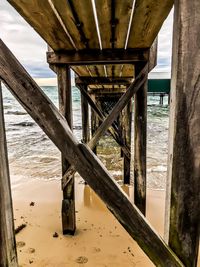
[90,94,97,154]
[81,84,90,143]
[0,40,184,266]
[57,65,75,235]
[165,1,200,266]
[121,100,132,184]
[0,81,18,266]
[134,65,147,215]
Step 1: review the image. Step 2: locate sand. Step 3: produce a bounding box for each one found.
[11,174,171,267]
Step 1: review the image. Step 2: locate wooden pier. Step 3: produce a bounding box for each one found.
[0,0,199,266]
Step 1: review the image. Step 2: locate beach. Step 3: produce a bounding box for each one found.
[3,84,179,266]
[13,176,166,267]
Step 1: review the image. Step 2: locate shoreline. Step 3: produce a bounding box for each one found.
[12,175,165,267]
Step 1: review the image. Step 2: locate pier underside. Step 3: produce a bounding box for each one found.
[0,0,199,266]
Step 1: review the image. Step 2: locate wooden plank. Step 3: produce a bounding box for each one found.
[106,65,121,78]
[127,0,173,48]
[81,85,90,143]
[72,66,90,77]
[88,64,148,150]
[0,82,18,267]
[8,0,75,51]
[165,1,200,266]
[57,66,75,235]
[95,0,111,48]
[50,0,85,50]
[95,0,132,49]
[0,40,185,266]
[69,0,99,49]
[75,76,132,85]
[87,65,105,77]
[47,49,149,65]
[134,66,147,215]
[115,0,133,48]
[121,64,135,78]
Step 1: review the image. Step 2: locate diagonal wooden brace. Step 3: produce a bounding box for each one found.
[0,40,184,267]
[66,69,147,188]
[88,64,148,149]
[77,84,131,159]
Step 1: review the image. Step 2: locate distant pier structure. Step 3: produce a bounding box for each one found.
[0,1,199,267]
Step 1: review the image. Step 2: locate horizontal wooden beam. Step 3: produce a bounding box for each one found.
[90,91,126,96]
[0,39,184,267]
[75,76,132,85]
[47,48,149,65]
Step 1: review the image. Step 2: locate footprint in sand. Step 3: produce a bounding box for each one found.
[17,241,26,248]
[75,256,88,264]
[92,247,101,253]
[27,248,35,254]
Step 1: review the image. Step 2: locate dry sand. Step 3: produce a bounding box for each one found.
[12,176,199,267]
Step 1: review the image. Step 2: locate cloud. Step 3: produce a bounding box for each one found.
[0,0,54,78]
[0,0,173,81]
[154,9,174,73]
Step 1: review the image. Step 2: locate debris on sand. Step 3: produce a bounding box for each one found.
[15,223,27,234]
[53,232,59,238]
[17,241,26,248]
[75,256,88,264]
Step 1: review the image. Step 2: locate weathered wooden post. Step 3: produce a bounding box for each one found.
[57,65,75,235]
[0,81,18,266]
[165,1,200,266]
[121,99,132,184]
[134,64,147,215]
[90,94,97,154]
[81,84,90,143]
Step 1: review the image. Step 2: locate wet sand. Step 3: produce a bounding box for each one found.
[12,175,168,267]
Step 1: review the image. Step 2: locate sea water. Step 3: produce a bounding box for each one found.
[2,85,169,189]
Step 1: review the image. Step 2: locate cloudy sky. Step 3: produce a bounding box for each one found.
[0,0,173,85]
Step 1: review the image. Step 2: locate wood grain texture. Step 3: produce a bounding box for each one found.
[50,0,84,50]
[0,82,18,267]
[8,0,74,51]
[81,85,90,143]
[57,66,75,235]
[0,39,184,267]
[95,0,132,49]
[127,0,173,48]
[165,1,200,266]
[9,0,172,50]
[46,49,149,65]
[69,0,100,49]
[121,100,132,184]
[134,66,147,215]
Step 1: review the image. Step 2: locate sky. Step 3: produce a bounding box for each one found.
[0,0,173,85]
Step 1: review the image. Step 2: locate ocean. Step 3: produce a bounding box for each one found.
[2,85,169,190]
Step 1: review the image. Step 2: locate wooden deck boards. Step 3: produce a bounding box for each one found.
[127,0,173,48]
[7,0,172,80]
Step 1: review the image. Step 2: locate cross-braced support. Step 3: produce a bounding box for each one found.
[0,40,184,266]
